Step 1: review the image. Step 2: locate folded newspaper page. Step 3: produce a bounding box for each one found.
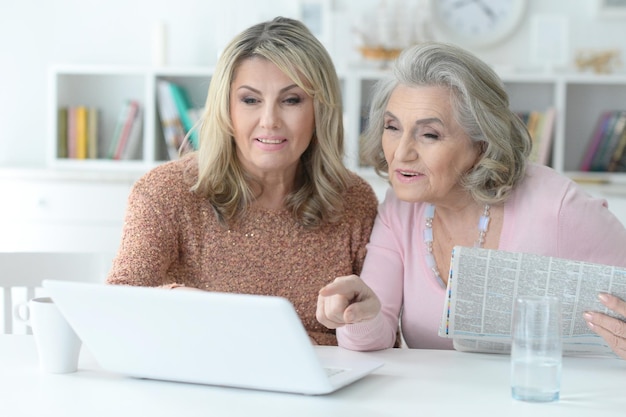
[438,246,626,356]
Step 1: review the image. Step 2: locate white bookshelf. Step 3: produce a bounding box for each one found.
[49,66,626,186]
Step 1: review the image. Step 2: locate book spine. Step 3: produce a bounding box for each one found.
[157,80,186,160]
[75,106,88,159]
[113,100,140,160]
[580,111,613,171]
[607,120,626,172]
[592,111,626,171]
[67,107,77,159]
[536,107,556,166]
[121,106,144,160]
[87,107,98,159]
[57,107,68,158]
[107,101,131,159]
[169,82,198,149]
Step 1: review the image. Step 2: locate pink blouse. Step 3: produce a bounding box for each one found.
[338,164,626,351]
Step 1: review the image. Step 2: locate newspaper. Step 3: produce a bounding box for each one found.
[438,246,626,357]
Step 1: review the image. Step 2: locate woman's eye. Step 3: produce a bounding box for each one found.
[423,132,440,140]
[242,97,258,104]
[383,124,398,131]
[284,96,302,105]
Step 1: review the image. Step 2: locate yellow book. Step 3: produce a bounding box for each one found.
[75,106,88,159]
[526,111,542,162]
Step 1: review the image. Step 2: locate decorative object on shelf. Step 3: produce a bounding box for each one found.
[574,49,622,74]
[359,46,403,62]
[354,0,433,65]
[529,14,569,72]
[595,0,626,18]
[151,20,168,66]
[299,0,333,49]
[429,0,526,48]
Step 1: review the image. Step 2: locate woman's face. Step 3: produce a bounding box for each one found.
[382,84,482,205]
[230,57,315,181]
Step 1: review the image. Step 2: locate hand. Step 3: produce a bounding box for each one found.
[584,293,626,360]
[166,284,204,292]
[316,275,381,329]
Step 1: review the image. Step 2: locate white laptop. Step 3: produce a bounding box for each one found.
[42,280,383,395]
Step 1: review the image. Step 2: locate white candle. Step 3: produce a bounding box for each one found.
[152,21,167,66]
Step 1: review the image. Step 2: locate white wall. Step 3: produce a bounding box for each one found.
[1,0,625,167]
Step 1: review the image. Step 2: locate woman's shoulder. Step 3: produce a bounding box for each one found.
[133,153,199,195]
[344,172,379,209]
[524,163,573,187]
[514,163,580,204]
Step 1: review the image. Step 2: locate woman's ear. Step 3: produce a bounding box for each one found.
[473,141,487,167]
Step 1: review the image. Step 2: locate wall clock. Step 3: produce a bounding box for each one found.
[430,0,527,48]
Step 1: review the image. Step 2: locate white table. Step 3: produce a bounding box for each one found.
[1,335,625,417]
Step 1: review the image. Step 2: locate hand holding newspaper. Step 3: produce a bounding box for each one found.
[438,246,626,356]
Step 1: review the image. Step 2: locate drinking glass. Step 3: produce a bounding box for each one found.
[510,295,562,402]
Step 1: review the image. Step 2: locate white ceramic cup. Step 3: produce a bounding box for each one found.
[14,296,82,374]
[510,295,562,402]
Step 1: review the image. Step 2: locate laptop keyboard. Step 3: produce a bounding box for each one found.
[324,367,346,377]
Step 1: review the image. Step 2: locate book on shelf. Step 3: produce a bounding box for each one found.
[607,123,626,172]
[107,100,141,160]
[67,107,77,159]
[75,106,88,159]
[156,80,187,160]
[87,107,98,159]
[168,82,200,150]
[581,110,626,172]
[120,106,143,160]
[592,111,626,172]
[59,106,100,160]
[518,107,556,166]
[604,111,626,172]
[116,101,141,160]
[535,107,556,166]
[580,111,615,171]
[438,246,626,357]
[57,107,68,158]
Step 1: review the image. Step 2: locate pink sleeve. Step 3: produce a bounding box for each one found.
[337,190,405,351]
[557,183,626,266]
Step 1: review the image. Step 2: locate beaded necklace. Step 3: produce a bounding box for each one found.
[423,203,490,288]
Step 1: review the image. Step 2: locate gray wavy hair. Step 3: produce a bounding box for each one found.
[361,42,532,204]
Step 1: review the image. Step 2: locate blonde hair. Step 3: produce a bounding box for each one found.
[192,16,350,227]
[362,42,532,205]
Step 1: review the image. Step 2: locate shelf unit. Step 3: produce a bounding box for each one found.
[49,65,626,185]
[48,65,214,172]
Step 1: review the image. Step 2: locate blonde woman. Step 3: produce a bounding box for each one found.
[107,17,378,345]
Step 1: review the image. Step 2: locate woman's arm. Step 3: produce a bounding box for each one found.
[106,175,180,287]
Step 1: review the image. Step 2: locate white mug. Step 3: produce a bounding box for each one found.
[14,296,82,374]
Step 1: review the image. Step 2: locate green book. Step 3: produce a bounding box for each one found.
[168,83,198,149]
[57,107,68,158]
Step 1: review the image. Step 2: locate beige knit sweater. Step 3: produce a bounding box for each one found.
[107,155,379,345]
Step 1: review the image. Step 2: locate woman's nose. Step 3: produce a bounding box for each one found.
[394,134,418,161]
[260,104,280,129]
